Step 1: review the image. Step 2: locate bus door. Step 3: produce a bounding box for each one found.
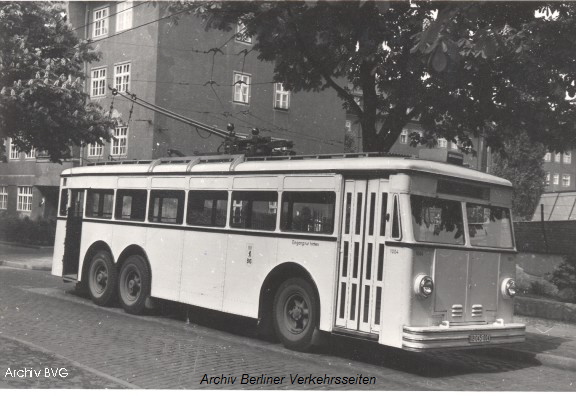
[62,189,84,277]
[335,179,389,335]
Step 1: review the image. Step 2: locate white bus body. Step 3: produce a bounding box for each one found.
[52,154,525,351]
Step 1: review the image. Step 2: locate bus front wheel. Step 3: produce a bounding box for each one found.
[273,278,319,352]
[87,251,118,306]
[118,255,151,315]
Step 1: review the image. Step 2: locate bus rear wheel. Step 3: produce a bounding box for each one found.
[273,278,319,352]
[118,255,151,315]
[87,251,118,306]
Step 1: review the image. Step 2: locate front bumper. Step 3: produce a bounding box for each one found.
[402,322,526,351]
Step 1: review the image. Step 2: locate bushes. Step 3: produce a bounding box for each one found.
[550,256,576,303]
[0,212,56,246]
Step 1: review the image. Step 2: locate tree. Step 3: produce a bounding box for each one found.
[169,1,576,155]
[490,132,546,220]
[0,2,115,162]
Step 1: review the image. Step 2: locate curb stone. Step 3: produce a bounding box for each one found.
[0,240,54,249]
[471,346,576,372]
[0,260,51,272]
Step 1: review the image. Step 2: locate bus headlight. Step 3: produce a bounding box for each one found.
[501,278,518,298]
[414,274,434,298]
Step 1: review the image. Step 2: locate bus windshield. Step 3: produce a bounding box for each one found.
[410,196,465,245]
[466,203,513,248]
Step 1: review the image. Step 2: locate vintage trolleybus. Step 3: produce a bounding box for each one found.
[52,153,525,351]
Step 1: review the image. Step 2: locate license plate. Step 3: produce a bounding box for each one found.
[469,334,491,344]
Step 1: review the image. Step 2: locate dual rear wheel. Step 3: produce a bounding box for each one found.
[87,252,150,315]
[86,252,319,350]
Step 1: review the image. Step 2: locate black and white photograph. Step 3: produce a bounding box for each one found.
[0,0,575,391]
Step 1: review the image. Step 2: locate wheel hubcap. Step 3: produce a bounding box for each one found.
[124,269,141,300]
[91,262,108,295]
[285,294,309,334]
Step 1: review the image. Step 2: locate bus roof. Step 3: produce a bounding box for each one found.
[62,153,512,188]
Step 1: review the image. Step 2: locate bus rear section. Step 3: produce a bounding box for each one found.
[334,173,525,351]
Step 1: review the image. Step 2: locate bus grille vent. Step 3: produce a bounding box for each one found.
[451,304,463,318]
[471,304,483,317]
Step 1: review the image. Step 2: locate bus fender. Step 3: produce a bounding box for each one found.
[257,262,321,331]
[81,241,114,283]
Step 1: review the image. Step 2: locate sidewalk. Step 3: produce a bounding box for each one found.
[0,242,53,271]
[492,315,576,371]
[1,243,575,371]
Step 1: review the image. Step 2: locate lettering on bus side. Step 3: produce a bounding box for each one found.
[246,243,253,266]
[291,240,320,247]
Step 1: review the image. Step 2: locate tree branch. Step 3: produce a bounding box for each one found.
[285,5,364,118]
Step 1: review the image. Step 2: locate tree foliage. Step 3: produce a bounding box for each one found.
[0,2,114,162]
[169,1,576,154]
[490,132,546,220]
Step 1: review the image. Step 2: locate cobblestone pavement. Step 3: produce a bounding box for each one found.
[0,336,125,389]
[0,267,574,390]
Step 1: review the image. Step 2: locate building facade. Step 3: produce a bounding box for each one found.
[542,150,576,192]
[68,1,347,162]
[0,1,496,221]
[0,140,78,220]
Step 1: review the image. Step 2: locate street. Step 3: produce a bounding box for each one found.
[0,266,574,390]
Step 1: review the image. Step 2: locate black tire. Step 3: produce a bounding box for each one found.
[272,278,319,351]
[118,255,151,315]
[87,251,118,306]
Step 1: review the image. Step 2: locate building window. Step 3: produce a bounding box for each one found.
[17,186,33,212]
[564,151,572,164]
[437,138,447,148]
[400,130,408,144]
[91,67,106,97]
[273,83,290,110]
[544,152,551,162]
[116,1,133,31]
[563,174,571,187]
[8,139,19,160]
[545,172,550,185]
[114,63,130,93]
[235,21,252,44]
[450,141,458,150]
[111,126,128,156]
[553,173,559,185]
[24,147,35,159]
[0,186,7,210]
[93,7,109,38]
[87,141,104,157]
[555,152,561,162]
[233,73,251,104]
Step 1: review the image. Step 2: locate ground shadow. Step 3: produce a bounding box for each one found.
[67,288,546,378]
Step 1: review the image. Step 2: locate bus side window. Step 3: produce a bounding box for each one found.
[230,191,278,231]
[115,189,147,222]
[187,190,228,227]
[391,195,401,240]
[86,189,114,219]
[280,191,336,234]
[59,189,69,216]
[149,190,185,224]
